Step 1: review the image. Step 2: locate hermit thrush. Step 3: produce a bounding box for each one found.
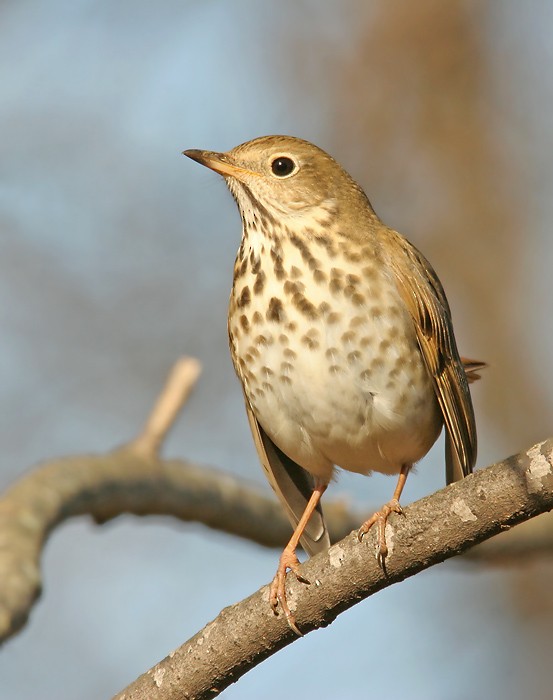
[184,136,482,633]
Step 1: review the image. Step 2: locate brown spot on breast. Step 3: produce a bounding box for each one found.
[261,381,274,392]
[270,246,286,280]
[237,257,248,277]
[361,244,377,258]
[379,339,391,352]
[267,297,284,322]
[370,306,382,319]
[359,369,372,380]
[284,280,305,294]
[360,336,373,348]
[252,311,263,325]
[330,278,343,294]
[308,257,320,271]
[327,312,341,324]
[292,293,319,320]
[289,233,310,258]
[255,334,270,347]
[253,271,266,294]
[313,269,327,284]
[280,361,294,372]
[283,348,297,359]
[371,357,385,371]
[329,364,342,374]
[290,233,320,271]
[240,314,250,332]
[290,265,302,279]
[341,330,356,343]
[301,334,320,350]
[314,234,334,252]
[261,366,274,377]
[362,266,377,281]
[343,250,362,263]
[286,321,297,332]
[350,315,365,328]
[347,351,361,363]
[319,301,331,314]
[251,256,261,274]
[351,293,366,306]
[325,347,339,359]
[279,333,289,345]
[237,286,251,308]
[346,274,361,286]
[394,354,407,369]
[280,375,292,385]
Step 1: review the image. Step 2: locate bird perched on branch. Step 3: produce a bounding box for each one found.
[184,135,483,634]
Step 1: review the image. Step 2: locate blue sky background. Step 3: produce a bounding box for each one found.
[2,2,553,699]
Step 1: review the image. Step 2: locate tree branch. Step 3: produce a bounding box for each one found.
[113,439,553,700]
[129,357,202,458]
[2,357,553,698]
[0,358,355,644]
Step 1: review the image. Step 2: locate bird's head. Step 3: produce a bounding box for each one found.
[184,135,376,236]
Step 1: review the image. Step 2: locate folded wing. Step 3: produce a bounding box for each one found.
[244,397,330,556]
[384,230,478,484]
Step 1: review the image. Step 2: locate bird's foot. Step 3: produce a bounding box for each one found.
[357,498,404,566]
[269,545,310,636]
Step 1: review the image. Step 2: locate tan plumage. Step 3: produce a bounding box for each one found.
[184,135,483,631]
[381,229,478,484]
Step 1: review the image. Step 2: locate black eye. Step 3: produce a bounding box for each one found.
[271,156,296,177]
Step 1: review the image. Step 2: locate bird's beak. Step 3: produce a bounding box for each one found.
[182,149,258,179]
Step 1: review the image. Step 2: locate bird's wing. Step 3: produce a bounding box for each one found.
[384,230,478,484]
[243,396,330,556]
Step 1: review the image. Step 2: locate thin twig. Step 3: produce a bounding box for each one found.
[130,357,202,457]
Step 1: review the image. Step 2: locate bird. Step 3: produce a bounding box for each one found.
[183,135,482,634]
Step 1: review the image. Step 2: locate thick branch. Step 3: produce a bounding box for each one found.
[0,449,357,644]
[0,356,354,644]
[113,439,553,700]
[1,355,552,658]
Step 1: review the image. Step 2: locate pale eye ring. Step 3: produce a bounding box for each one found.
[270,156,297,178]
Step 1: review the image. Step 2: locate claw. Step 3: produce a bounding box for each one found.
[357,498,403,563]
[269,546,309,636]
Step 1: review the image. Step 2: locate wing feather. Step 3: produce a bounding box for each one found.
[243,396,330,556]
[383,230,478,483]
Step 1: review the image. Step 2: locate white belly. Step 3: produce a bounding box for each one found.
[229,237,442,483]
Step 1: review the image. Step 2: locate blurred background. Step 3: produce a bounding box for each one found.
[2,1,553,698]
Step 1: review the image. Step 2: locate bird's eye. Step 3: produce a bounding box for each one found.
[271,156,297,178]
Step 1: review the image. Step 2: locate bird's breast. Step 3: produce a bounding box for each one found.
[228,228,442,481]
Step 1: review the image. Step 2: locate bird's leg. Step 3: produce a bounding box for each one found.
[358,463,411,565]
[270,481,327,635]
